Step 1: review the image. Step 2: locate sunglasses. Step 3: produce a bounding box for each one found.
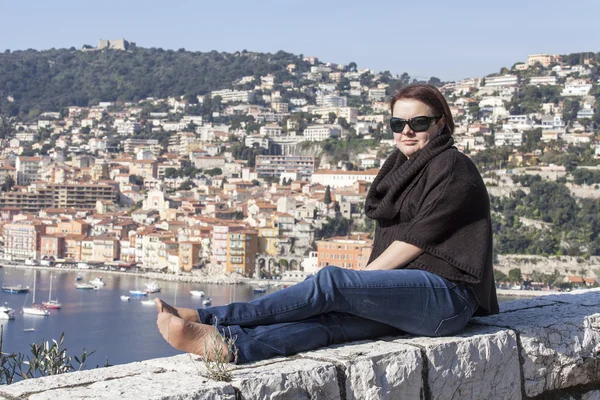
[389,115,443,133]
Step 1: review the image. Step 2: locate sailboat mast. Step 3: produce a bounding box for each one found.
[32,272,36,304]
[48,274,52,301]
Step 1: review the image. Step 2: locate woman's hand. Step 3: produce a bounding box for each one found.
[364,241,424,271]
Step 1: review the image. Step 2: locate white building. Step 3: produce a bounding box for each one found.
[311,106,358,124]
[259,124,283,137]
[210,89,255,103]
[311,169,379,188]
[316,95,347,108]
[368,88,386,101]
[303,125,342,142]
[530,76,557,86]
[484,75,519,87]
[494,131,524,147]
[561,80,593,96]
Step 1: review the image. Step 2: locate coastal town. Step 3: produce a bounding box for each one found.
[1,43,599,289]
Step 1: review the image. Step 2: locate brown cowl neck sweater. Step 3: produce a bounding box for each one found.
[365,133,499,316]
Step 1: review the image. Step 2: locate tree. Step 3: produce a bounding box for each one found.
[427,77,442,87]
[493,269,507,282]
[178,180,195,190]
[328,112,337,124]
[1,175,15,192]
[204,168,223,177]
[324,185,332,205]
[508,268,522,283]
[129,175,144,186]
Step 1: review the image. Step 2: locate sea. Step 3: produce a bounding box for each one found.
[1,268,521,370]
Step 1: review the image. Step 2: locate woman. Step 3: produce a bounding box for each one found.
[155,84,499,364]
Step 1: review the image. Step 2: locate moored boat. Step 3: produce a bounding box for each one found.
[75,283,96,290]
[120,295,131,301]
[144,282,161,293]
[0,305,15,320]
[2,285,29,294]
[42,274,61,309]
[23,272,49,316]
[129,290,147,296]
[190,290,205,297]
[202,297,212,306]
[141,299,155,305]
[89,277,106,287]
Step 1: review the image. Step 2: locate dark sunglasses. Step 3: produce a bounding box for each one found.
[389,115,443,133]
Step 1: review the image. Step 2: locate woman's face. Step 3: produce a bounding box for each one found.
[392,99,445,158]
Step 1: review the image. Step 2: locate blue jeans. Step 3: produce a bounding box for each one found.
[198,266,478,363]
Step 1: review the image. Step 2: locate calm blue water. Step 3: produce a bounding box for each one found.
[0,268,273,368]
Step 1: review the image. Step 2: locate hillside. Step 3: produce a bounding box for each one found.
[0,48,310,116]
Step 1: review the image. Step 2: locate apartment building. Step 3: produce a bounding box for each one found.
[122,139,162,154]
[494,131,524,147]
[16,156,49,185]
[49,183,118,209]
[530,76,557,86]
[311,169,379,189]
[3,222,46,261]
[526,53,561,67]
[259,124,283,137]
[129,160,158,180]
[0,183,117,212]
[316,234,373,270]
[316,95,347,108]
[303,125,342,141]
[255,155,317,180]
[225,229,258,276]
[40,234,66,259]
[484,75,519,87]
[211,224,245,266]
[179,241,202,272]
[210,89,255,103]
[311,106,358,124]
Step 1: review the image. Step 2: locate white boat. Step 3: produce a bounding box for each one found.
[202,297,212,306]
[23,272,49,316]
[141,300,155,306]
[253,285,267,293]
[23,328,35,332]
[89,277,106,287]
[190,290,205,297]
[120,295,131,301]
[144,282,161,293]
[129,290,147,296]
[42,274,61,309]
[76,283,96,290]
[0,305,15,320]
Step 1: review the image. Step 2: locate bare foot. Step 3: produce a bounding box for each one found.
[156,312,231,362]
[155,298,200,323]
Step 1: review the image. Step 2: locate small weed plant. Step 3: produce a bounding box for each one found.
[199,324,239,382]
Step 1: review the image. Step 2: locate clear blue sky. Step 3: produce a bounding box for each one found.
[1,0,598,81]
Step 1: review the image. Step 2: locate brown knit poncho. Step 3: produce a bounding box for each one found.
[365,133,499,316]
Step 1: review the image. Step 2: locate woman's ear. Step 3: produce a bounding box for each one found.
[438,116,446,134]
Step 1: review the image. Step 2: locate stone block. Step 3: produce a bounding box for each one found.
[474,304,600,397]
[232,359,340,399]
[0,360,163,398]
[397,327,521,400]
[27,371,235,400]
[301,340,423,400]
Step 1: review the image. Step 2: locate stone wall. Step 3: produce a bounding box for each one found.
[2,289,600,399]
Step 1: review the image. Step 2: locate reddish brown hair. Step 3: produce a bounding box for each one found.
[390,84,455,135]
